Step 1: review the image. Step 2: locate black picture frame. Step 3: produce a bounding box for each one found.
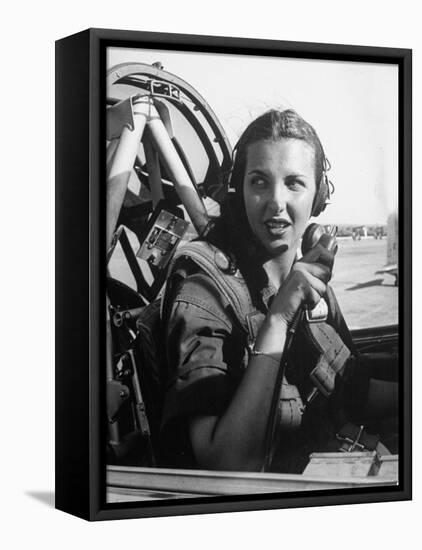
[55,28,412,521]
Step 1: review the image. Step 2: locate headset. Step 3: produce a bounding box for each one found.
[311,156,334,217]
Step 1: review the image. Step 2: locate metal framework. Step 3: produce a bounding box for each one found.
[105,62,233,467]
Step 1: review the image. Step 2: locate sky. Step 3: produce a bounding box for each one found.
[107,47,398,226]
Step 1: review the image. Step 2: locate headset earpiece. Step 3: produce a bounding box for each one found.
[312,174,329,217]
[311,158,334,217]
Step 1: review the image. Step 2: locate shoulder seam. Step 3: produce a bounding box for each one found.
[173,294,233,331]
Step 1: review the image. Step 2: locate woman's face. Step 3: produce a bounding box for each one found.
[243,138,317,258]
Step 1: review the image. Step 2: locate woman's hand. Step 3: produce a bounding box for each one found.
[269,243,335,326]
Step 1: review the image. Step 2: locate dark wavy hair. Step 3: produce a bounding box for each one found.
[206,109,327,295]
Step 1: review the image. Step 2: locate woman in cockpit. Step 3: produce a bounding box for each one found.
[160,109,397,473]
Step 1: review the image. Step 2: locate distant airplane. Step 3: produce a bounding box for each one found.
[375,210,398,286]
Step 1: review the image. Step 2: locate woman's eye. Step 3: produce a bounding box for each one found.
[251,177,267,188]
[287,178,305,190]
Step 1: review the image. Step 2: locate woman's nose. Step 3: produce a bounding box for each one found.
[267,182,287,213]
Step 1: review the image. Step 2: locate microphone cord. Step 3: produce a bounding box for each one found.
[261,307,303,472]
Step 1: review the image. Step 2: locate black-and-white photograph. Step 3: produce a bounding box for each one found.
[105,45,400,503]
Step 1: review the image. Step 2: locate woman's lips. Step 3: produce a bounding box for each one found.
[264,219,291,237]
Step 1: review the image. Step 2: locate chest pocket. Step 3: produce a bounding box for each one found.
[305,322,351,397]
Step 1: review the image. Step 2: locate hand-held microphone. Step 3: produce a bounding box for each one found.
[300,223,338,323]
[301,223,338,263]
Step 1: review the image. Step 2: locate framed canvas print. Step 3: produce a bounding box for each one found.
[55,28,412,521]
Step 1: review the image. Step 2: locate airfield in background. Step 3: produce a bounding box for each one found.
[330,237,398,329]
